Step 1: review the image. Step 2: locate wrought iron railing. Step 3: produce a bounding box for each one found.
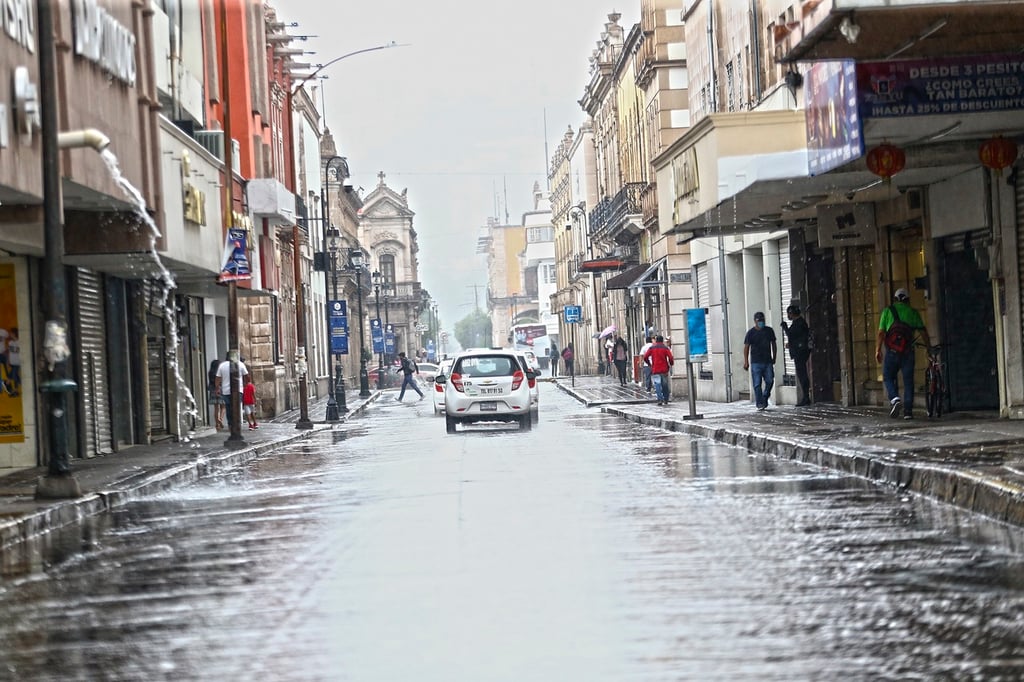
[589,182,646,241]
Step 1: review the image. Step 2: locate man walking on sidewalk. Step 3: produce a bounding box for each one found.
[876,288,930,419]
[395,351,424,402]
[743,311,777,411]
[643,335,674,406]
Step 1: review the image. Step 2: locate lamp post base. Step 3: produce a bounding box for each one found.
[325,398,339,422]
[35,474,82,499]
[359,366,370,397]
[334,363,348,414]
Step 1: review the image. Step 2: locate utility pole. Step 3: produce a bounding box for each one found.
[466,284,486,311]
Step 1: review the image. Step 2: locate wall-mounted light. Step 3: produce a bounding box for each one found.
[839,15,860,44]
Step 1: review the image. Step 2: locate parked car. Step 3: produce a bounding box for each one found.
[416,362,440,384]
[367,362,401,389]
[437,349,535,433]
[431,358,453,415]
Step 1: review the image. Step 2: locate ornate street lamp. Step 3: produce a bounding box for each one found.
[323,155,350,421]
[349,248,371,397]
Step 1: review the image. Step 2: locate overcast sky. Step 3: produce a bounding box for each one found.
[276,1,636,332]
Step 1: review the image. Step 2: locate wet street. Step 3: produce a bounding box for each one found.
[3,384,1024,680]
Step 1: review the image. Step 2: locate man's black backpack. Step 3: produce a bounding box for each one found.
[884,305,914,354]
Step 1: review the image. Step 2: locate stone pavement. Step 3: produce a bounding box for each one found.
[555,374,1024,528]
[0,389,381,555]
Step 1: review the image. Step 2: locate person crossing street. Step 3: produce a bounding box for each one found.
[395,351,424,402]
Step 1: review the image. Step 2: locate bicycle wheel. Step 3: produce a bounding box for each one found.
[925,369,938,418]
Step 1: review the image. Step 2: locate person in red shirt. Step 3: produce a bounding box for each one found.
[243,377,258,430]
[643,335,674,405]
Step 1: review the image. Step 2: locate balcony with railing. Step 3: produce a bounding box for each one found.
[640,182,658,229]
[588,182,646,245]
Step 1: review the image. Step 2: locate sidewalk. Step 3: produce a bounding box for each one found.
[0,390,380,554]
[555,375,1024,528]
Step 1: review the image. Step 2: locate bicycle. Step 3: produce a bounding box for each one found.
[922,343,948,419]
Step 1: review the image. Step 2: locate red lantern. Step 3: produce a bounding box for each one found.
[979,136,1018,172]
[866,143,906,179]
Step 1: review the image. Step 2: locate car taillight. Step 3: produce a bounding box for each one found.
[451,372,465,392]
[434,382,443,393]
[527,374,536,389]
[512,370,524,391]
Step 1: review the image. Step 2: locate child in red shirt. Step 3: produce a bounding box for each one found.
[243,378,258,430]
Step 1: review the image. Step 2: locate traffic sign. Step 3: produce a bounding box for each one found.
[564,305,582,323]
[415,323,428,332]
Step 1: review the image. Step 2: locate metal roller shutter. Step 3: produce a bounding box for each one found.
[779,237,793,382]
[74,269,113,457]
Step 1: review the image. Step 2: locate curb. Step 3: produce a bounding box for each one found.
[0,427,328,555]
[600,403,1024,528]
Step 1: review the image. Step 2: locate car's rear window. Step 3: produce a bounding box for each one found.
[454,355,518,377]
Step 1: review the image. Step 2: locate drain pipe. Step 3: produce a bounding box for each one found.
[57,129,111,152]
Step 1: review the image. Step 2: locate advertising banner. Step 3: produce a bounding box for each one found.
[685,308,708,363]
[384,323,395,356]
[218,228,252,282]
[857,54,1024,119]
[806,60,862,175]
[0,264,23,443]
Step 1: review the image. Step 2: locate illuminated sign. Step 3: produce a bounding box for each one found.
[180,151,207,226]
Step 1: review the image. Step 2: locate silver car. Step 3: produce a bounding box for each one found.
[438,350,535,433]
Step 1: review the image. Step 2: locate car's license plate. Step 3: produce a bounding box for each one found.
[479,401,497,411]
[480,388,502,395]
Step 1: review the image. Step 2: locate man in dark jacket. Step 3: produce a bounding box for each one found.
[781,304,811,406]
[743,311,777,411]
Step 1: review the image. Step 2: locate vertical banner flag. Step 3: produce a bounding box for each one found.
[218,228,252,282]
[384,323,395,356]
[329,300,349,354]
[370,318,384,354]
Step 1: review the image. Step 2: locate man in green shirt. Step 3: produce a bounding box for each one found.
[875,288,930,419]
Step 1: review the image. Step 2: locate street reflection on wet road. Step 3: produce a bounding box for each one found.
[2,384,1024,680]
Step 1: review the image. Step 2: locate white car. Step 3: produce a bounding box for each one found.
[513,352,540,421]
[431,359,453,415]
[416,362,441,384]
[438,349,535,433]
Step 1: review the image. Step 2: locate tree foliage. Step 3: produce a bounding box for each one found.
[454,309,492,350]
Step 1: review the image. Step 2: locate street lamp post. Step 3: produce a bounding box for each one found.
[326,227,348,418]
[373,271,384,389]
[323,156,349,421]
[350,249,371,397]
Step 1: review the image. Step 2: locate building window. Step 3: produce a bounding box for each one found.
[379,254,396,286]
[528,226,554,243]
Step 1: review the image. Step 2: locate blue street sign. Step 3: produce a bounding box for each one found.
[329,300,349,354]
[370,318,384,354]
[384,323,395,355]
[685,308,708,362]
[564,305,582,323]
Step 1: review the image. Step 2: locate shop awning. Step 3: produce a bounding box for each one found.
[605,258,666,290]
[578,257,632,273]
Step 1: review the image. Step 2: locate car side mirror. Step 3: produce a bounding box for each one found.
[435,375,447,385]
